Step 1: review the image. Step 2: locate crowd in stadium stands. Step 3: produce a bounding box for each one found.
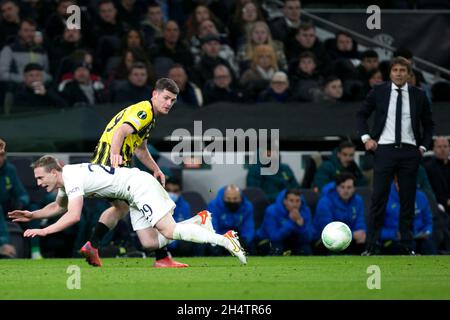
[1,0,450,113]
[1,0,450,258]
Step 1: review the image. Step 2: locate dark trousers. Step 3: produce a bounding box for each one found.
[366,144,421,251]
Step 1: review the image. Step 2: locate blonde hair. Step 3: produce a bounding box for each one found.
[244,21,275,61]
[252,44,278,69]
[31,155,63,172]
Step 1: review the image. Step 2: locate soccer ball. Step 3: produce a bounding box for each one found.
[321,221,352,252]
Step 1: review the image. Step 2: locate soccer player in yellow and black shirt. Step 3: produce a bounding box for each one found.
[80,78,188,268]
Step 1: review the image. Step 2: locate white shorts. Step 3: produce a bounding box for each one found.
[128,171,176,231]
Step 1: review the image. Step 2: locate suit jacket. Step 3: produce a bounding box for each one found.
[356,82,434,149]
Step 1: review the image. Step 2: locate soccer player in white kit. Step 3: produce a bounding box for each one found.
[8,156,247,265]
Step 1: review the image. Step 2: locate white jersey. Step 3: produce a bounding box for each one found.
[57,163,176,230]
[58,163,138,202]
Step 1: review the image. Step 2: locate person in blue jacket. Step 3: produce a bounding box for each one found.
[256,188,314,255]
[313,173,366,254]
[380,177,436,255]
[207,185,255,253]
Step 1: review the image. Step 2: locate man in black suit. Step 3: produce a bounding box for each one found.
[356,56,434,255]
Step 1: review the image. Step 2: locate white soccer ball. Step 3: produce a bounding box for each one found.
[321,221,352,252]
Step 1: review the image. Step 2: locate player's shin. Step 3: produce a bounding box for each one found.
[172,224,227,247]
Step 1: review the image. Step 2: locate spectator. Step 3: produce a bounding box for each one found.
[0,19,51,84]
[140,2,165,46]
[93,0,128,72]
[240,44,279,102]
[0,205,16,258]
[407,68,432,103]
[105,47,154,89]
[247,147,300,203]
[357,50,379,82]
[110,62,152,104]
[313,141,368,192]
[44,0,75,40]
[207,185,255,251]
[13,63,66,111]
[311,75,343,103]
[149,20,194,71]
[313,173,366,254]
[236,20,287,73]
[359,68,383,98]
[289,51,322,101]
[425,137,450,214]
[190,19,238,74]
[285,22,331,74]
[229,0,264,49]
[167,64,203,107]
[328,31,360,62]
[255,189,313,255]
[203,64,241,105]
[380,178,436,255]
[185,4,225,42]
[48,27,86,77]
[60,61,107,106]
[0,0,21,47]
[258,71,293,103]
[116,0,145,29]
[269,0,302,48]
[191,33,235,88]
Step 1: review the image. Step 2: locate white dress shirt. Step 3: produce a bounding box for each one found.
[378,83,416,145]
[361,83,426,151]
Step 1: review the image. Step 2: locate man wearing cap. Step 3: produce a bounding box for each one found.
[59,61,107,107]
[13,63,66,110]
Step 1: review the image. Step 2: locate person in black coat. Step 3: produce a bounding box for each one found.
[356,57,434,255]
[110,62,152,104]
[13,63,66,111]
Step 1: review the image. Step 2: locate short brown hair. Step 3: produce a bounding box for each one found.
[154,78,179,95]
[31,155,63,172]
[390,56,412,73]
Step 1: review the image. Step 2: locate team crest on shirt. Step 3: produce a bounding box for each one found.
[137,111,147,120]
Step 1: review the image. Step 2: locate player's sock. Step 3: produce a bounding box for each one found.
[172,223,227,248]
[90,222,110,248]
[155,247,170,260]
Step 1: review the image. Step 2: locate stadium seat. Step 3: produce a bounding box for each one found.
[299,188,320,215]
[7,222,29,258]
[182,191,207,216]
[242,187,270,229]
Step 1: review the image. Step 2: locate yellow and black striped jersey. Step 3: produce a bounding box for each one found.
[91,100,156,166]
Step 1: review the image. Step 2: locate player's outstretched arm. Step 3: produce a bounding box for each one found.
[8,195,68,222]
[23,196,83,238]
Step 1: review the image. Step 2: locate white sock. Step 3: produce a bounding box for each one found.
[173,223,228,248]
[157,230,174,248]
[179,215,200,225]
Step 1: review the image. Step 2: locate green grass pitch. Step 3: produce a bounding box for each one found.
[1,256,449,299]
